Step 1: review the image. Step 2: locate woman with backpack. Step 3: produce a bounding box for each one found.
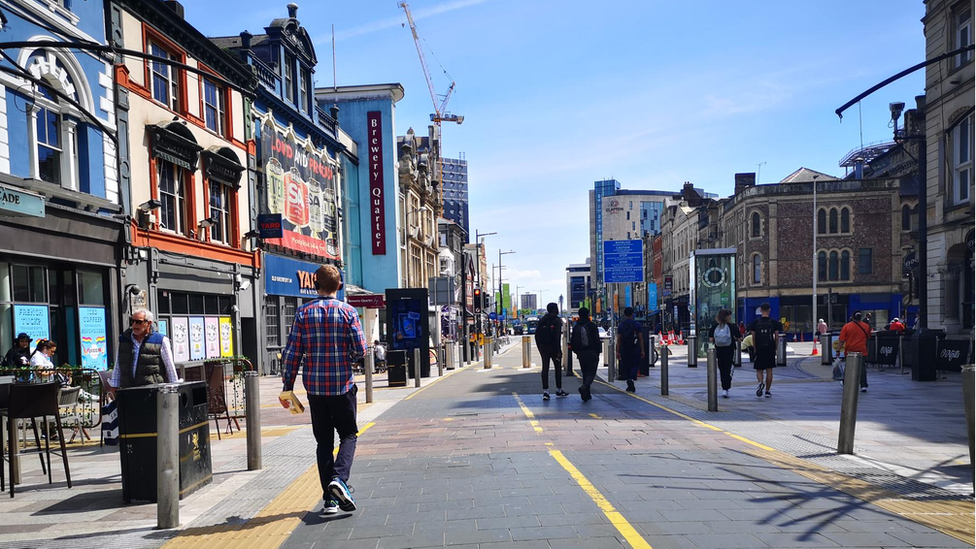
[708,309,741,398]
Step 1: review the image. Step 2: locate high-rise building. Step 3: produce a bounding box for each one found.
[565,260,593,315]
[521,293,538,311]
[442,155,469,240]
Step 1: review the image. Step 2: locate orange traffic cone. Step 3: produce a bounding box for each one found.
[811,345,819,356]
[678,330,684,345]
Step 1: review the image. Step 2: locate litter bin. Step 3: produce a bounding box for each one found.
[117,381,211,503]
[911,329,943,381]
[387,350,407,387]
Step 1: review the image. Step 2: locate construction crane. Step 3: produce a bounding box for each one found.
[398,1,463,210]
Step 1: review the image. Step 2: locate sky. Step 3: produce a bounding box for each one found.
[189,0,928,307]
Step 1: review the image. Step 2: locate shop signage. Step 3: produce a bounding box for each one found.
[347,294,386,309]
[937,339,971,371]
[902,251,917,278]
[604,198,624,214]
[257,213,283,239]
[663,276,672,297]
[260,121,340,260]
[219,317,234,357]
[205,317,220,359]
[264,254,322,298]
[13,305,49,352]
[171,317,190,362]
[0,183,45,218]
[368,111,387,255]
[648,283,657,313]
[79,306,107,371]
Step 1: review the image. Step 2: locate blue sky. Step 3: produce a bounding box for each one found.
[190,1,927,305]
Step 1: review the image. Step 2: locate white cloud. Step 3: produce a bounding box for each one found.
[322,0,491,43]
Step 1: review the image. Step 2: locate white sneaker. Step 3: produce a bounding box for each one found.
[721,389,729,398]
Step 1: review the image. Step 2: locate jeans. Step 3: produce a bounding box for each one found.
[539,346,562,391]
[308,385,358,499]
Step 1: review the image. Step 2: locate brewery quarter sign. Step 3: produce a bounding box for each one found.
[368,111,386,255]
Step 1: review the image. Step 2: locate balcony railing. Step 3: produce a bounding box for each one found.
[316,106,337,136]
[252,56,279,94]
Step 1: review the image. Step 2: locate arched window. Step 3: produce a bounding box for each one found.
[752,254,762,284]
[829,251,839,280]
[841,250,850,280]
[752,212,761,237]
[35,87,62,185]
[817,208,827,234]
[902,205,912,231]
[818,251,827,281]
[841,208,850,233]
[829,208,838,233]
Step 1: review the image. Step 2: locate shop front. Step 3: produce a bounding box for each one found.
[261,253,327,375]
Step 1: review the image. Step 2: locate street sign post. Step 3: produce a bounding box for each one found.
[602,240,644,283]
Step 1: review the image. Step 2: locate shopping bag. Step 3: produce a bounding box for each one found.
[101,399,119,446]
[831,359,845,381]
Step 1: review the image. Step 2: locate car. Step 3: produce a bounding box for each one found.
[598,327,611,340]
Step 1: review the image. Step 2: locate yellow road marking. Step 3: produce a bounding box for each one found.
[550,450,652,549]
[512,392,543,433]
[162,422,375,549]
[588,413,601,419]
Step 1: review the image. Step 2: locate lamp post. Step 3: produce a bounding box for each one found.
[474,230,496,337]
[498,250,516,326]
[812,175,819,334]
[538,289,549,311]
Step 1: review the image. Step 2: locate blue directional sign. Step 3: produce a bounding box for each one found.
[603,239,644,283]
[489,312,498,320]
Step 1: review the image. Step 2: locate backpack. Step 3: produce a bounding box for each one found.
[755,318,775,350]
[618,321,640,353]
[534,316,559,347]
[572,321,591,350]
[714,324,732,347]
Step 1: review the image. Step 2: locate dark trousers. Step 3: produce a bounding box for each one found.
[716,345,735,390]
[620,353,640,381]
[539,346,562,391]
[577,350,599,390]
[308,385,358,499]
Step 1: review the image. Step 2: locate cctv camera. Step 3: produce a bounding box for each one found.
[889,102,905,121]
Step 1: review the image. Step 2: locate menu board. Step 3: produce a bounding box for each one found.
[79,306,108,371]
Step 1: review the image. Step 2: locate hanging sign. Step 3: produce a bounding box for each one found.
[79,306,108,371]
[368,111,387,255]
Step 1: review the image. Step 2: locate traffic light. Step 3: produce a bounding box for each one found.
[474,288,482,312]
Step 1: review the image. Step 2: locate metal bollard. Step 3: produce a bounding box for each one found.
[522,336,530,368]
[245,371,262,471]
[776,334,787,366]
[438,345,445,377]
[649,336,657,366]
[733,338,742,367]
[607,338,616,382]
[837,353,863,454]
[447,343,456,370]
[413,348,422,388]
[364,347,374,404]
[898,334,906,375]
[706,346,718,412]
[822,332,833,365]
[157,385,180,529]
[660,345,669,396]
[563,321,573,377]
[483,338,492,369]
[687,336,698,367]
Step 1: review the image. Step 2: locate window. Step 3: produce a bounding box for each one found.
[265,296,279,347]
[203,78,225,135]
[209,181,231,245]
[149,41,180,111]
[752,254,761,284]
[283,56,295,103]
[829,208,838,233]
[951,115,973,205]
[626,211,630,220]
[841,250,850,280]
[954,8,972,69]
[817,208,826,234]
[841,208,850,233]
[751,212,761,237]
[12,265,47,303]
[35,103,61,185]
[299,70,310,112]
[858,248,872,274]
[829,251,839,281]
[902,205,912,231]
[818,251,827,281]
[158,162,186,233]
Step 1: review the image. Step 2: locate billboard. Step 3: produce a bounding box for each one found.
[260,120,340,260]
[691,249,736,357]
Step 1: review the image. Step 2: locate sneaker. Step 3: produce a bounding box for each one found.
[555,390,569,397]
[721,389,729,398]
[543,392,550,401]
[323,500,339,515]
[626,381,636,392]
[756,382,765,397]
[860,387,867,393]
[764,391,772,398]
[328,477,357,512]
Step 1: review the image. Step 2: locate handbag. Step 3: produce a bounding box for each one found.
[101,399,119,446]
[831,358,845,381]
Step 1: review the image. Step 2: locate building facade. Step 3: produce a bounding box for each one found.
[397,126,440,289]
[441,155,469,240]
[565,260,592,315]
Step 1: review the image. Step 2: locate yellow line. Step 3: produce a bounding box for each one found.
[588,413,601,419]
[550,450,652,549]
[117,421,211,440]
[162,422,375,549]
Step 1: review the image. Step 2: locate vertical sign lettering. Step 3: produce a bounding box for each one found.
[368,111,386,254]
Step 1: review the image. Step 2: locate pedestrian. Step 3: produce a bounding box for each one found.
[737,320,746,338]
[571,307,601,402]
[817,318,828,338]
[887,317,905,334]
[4,333,32,368]
[535,302,567,400]
[615,307,645,392]
[748,302,781,398]
[709,309,741,398]
[109,308,180,389]
[373,340,387,372]
[837,311,871,392]
[280,265,366,515]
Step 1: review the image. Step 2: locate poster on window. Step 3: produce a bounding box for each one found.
[692,250,736,358]
[13,304,49,353]
[157,319,168,338]
[205,317,220,359]
[171,317,190,363]
[189,317,205,360]
[259,121,341,260]
[219,317,234,357]
[78,306,108,371]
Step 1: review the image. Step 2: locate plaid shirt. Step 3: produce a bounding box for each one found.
[281,297,366,396]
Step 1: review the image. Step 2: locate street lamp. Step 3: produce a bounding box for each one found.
[537,289,549,310]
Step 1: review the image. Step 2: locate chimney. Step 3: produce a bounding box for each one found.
[854,158,864,180]
[240,31,252,49]
[734,172,755,195]
[330,105,339,122]
[162,0,185,19]
[287,3,299,19]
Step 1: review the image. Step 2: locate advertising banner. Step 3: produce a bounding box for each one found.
[219,317,234,357]
[78,306,108,371]
[189,317,205,361]
[13,305,49,352]
[648,283,657,313]
[264,254,321,298]
[260,120,340,260]
[171,317,190,362]
[693,249,736,356]
[205,317,220,359]
[367,111,387,255]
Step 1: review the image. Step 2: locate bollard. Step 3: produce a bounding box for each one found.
[660,345,669,396]
[822,332,833,365]
[157,385,180,529]
[687,336,698,367]
[649,336,657,367]
[447,342,456,370]
[837,353,863,454]
[364,347,374,404]
[564,321,574,377]
[607,338,616,382]
[898,334,906,375]
[962,366,975,466]
[776,334,787,366]
[413,348,422,388]
[438,345,445,377]
[706,346,718,412]
[245,371,262,471]
[733,338,742,367]
[483,338,492,369]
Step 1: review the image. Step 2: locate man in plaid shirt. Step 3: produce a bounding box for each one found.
[281,265,366,514]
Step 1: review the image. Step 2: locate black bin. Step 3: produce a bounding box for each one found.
[387,350,407,387]
[911,329,944,381]
[117,381,212,503]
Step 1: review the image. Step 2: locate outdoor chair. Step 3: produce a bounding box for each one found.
[97,370,117,448]
[55,387,89,444]
[3,382,71,497]
[207,364,238,440]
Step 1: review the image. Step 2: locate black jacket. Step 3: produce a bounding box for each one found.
[4,346,30,368]
[571,320,601,353]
